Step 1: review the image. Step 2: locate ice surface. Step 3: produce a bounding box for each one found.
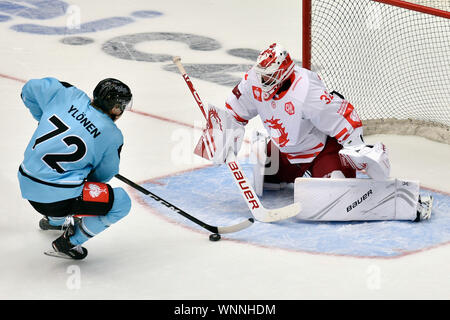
[0,0,449,300]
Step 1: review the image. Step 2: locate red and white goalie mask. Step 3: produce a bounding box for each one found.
[254,43,295,100]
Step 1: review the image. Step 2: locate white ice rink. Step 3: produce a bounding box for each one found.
[0,0,449,301]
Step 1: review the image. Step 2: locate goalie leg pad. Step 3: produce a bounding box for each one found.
[250,130,269,197]
[294,178,420,221]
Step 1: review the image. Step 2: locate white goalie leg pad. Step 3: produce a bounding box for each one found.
[250,130,285,196]
[250,130,269,197]
[339,142,391,180]
[294,178,420,221]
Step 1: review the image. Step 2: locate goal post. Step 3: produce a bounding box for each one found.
[302,0,450,144]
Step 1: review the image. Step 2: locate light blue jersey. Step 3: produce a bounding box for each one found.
[18,77,124,203]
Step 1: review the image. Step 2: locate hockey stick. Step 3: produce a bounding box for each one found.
[172,56,301,223]
[115,174,254,234]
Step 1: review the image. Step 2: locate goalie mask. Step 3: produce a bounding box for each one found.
[254,43,295,99]
[93,78,133,115]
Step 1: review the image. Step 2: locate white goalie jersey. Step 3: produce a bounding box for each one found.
[225,66,364,164]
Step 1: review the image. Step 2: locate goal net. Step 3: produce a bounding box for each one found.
[302,0,450,143]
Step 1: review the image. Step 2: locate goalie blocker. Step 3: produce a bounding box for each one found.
[294,178,433,222]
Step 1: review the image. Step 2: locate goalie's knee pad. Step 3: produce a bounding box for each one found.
[328,170,346,179]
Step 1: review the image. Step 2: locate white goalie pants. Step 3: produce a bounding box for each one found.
[294,178,419,221]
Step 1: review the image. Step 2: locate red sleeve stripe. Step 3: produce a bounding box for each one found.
[342,102,362,129]
[225,103,248,124]
[342,133,350,142]
[335,128,348,140]
[309,142,324,150]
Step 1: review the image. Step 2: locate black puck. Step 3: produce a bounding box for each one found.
[209,233,221,241]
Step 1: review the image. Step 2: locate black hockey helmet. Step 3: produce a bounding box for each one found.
[93,78,132,113]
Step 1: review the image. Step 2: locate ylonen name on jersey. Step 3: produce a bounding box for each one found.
[68,105,102,138]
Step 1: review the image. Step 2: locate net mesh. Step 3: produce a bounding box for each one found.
[308,0,450,142]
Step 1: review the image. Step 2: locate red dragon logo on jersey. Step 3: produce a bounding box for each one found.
[264,117,289,148]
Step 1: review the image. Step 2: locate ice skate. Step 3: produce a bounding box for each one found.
[44,217,88,260]
[39,216,81,231]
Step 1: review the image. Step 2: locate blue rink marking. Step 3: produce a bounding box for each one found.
[137,164,450,258]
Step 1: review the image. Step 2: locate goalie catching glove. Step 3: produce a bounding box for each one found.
[194,104,245,164]
[339,142,391,180]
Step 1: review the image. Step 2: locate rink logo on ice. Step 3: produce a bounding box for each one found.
[1,2,314,88]
[0,0,163,35]
[136,164,450,258]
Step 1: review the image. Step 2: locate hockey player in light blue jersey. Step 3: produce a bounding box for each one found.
[18,77,133,259]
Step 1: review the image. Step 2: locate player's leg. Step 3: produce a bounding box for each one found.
[39,216,66,230]
[69,186,132,246]
[48,184,131,259]
[253,136,354,195]
[29,198,74,230]
[309,137,356,178]
[266,141,308,183]
[252,138,308,196]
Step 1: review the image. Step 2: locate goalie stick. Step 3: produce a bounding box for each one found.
[172,56,301,223]
[115,174,254,234]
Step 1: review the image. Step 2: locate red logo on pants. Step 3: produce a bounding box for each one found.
[83,182,109,203]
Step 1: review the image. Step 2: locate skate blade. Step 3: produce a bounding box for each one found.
[44,250,73,260]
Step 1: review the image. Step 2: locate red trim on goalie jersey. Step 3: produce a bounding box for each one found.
[335,128,353,144]
[225,103,249,125]
[286,152,321,160]
[284,142,325,160]
[335,128,348,140]
[338,101,362,129]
